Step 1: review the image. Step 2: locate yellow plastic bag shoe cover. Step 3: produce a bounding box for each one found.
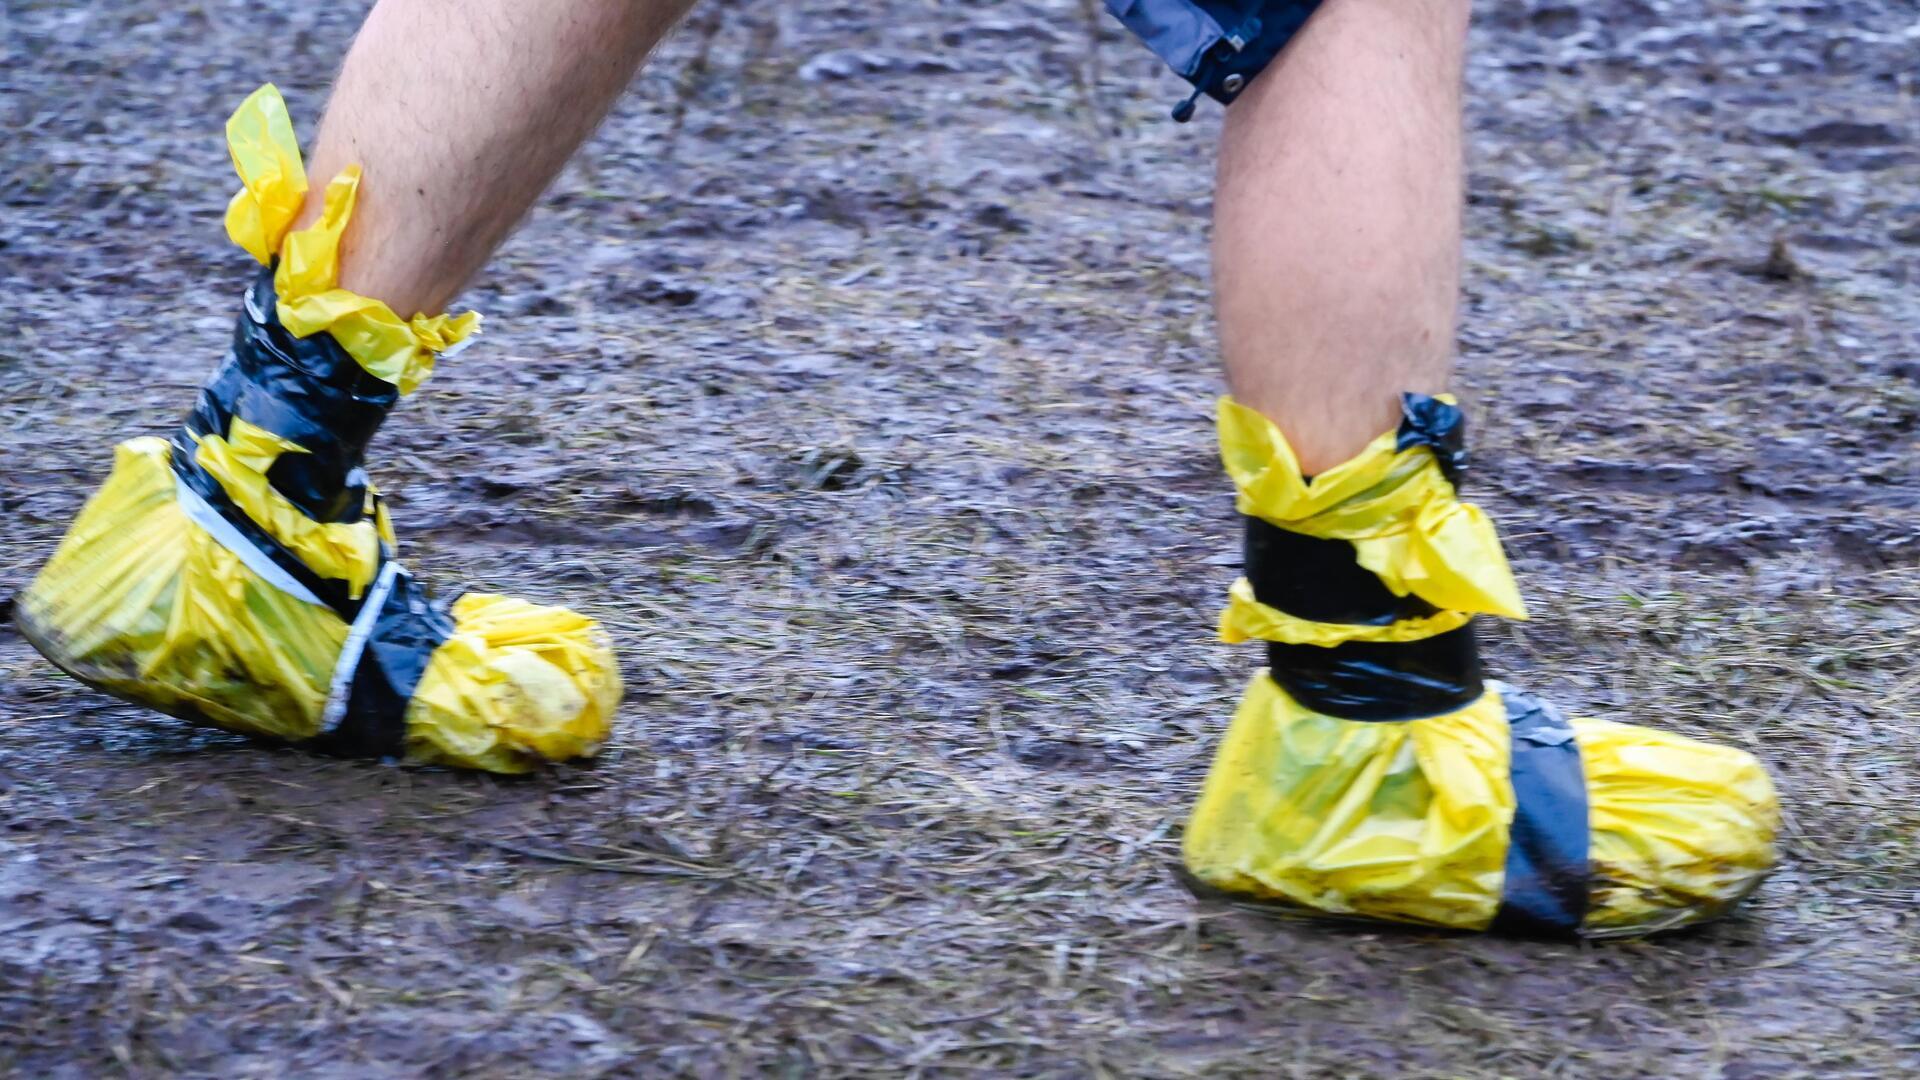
[14,86,620,774]
[1184,397,1780,936]
[16,436,621,774]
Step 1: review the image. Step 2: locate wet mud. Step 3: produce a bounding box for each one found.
[2,1,1917,1075]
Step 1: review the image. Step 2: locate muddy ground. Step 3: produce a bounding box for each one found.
[3,1,1918,1076]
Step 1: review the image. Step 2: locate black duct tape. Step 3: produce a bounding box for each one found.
[1489,685,1592,936]
[170,269,406,619]
[1242,391,1485,720]
[177,267,399,525]
[308,569,456,761]
[1265,626,1485,721]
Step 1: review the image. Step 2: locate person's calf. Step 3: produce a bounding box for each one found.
[1213,0,1470,472]
[1181,0,1777,935]
[294,0,694,316]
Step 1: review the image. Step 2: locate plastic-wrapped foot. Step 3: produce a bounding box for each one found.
[14,86,619,774]
[1181,395,1778,936]
[15,453,621,776]
[1183,671,1778,936]
[15,275,620,774]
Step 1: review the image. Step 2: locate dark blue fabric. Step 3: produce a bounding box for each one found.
[1106,0,1326,119]
[1103,0,1226,78]
[1490,684,1592,937]
[1394,392,1470,487]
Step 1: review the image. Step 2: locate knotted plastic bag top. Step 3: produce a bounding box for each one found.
[223,84,480,395]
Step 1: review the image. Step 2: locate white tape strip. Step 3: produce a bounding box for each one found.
[244,281,270,325]
[174,475,326,608]
[319,560,403,735]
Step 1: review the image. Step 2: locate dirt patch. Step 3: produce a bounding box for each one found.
[3,0,1917,1075]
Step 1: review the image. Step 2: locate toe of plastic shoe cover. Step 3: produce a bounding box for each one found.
[404,593,622,774]
[1180,672,1779,936]
[16,436,620,773]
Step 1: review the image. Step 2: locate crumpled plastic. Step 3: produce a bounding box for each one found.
[225,84,307,264]
[17,436,620,774]
[1188,396,1779,934]
[224,83,480,395]
[406,594,623,773]
[1183,674,1780,933]
[192,417,382,599]
[1217,395,1528,619]
[15,85,617,773]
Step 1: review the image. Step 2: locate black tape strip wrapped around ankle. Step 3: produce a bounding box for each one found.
[307,570,456,761]
[1245,392,1484,721]
[176,267,399,525]
[1246,514,1485,720]
[1245,518,1439,625]
[170,269,406,619]
[1489,684,1591,937]
[1265,627,1484,721]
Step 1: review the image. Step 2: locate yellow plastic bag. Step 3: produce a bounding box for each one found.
[225,83,480,395]
[16,86,619,774]
[407,594,623,773]
[1187,397,1779,935]
[1183,675,1779,934]
[17,438,620,774]
[18,438,345,743]
[193,417,382,599]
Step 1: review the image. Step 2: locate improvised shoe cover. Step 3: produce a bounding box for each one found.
[1184,394,1778,936]
[14,87,619,773]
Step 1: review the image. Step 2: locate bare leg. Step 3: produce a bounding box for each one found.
[1188,0,1777,937]
[16,0,703,773]
[1212,0,1469,473]
[294,0,696,317]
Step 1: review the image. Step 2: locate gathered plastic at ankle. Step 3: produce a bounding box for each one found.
[1185,394,1779,936]
[1217,395,1526,620]
[225,83,479,395]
